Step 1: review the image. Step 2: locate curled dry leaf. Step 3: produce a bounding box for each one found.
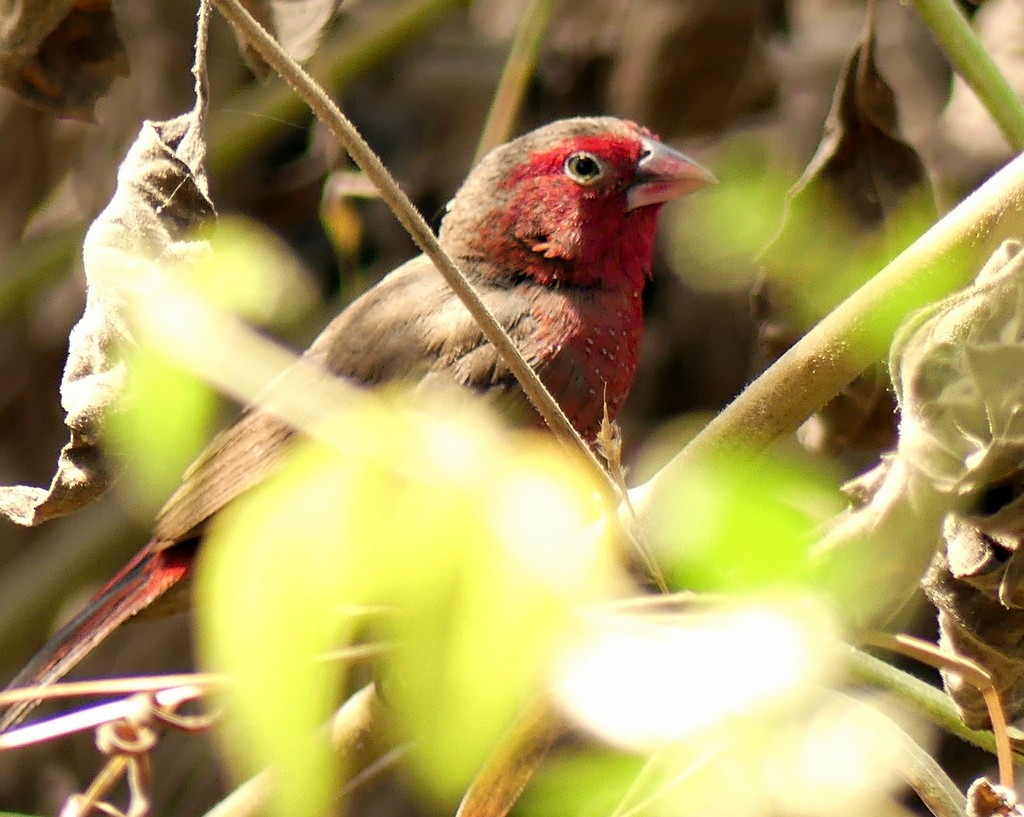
[815,242,1024,628]
[0,22,214,527]
[757,14,935,455]
[890,240,1024,498]
[887,240,1024,728]
[0,0,128,120]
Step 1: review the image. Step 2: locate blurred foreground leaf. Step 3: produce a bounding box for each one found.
[646,443,843,594]
[196,392,618,814]
[106,348,220,518]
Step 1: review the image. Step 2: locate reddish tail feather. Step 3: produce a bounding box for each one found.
[0,542,194,733]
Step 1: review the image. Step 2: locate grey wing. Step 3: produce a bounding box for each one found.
[310,255,537,393]
[153,255,535,546]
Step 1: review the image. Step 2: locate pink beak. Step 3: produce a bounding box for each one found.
[626,137,716,211]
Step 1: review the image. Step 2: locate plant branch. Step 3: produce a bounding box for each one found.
[909,0,1024,152]
[848,646,1024,766]
[209,0,614,492]
[630,148,1024,521]
[863,633,1015,790]
[832,689,966,817]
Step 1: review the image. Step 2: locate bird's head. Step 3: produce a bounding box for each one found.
[440,117,715,292]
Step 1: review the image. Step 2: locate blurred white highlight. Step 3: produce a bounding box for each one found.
[554,604,825,750]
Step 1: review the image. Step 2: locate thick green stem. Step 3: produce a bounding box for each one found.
[630,149,1024,520]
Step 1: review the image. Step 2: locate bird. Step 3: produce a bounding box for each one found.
[0,116,714,731]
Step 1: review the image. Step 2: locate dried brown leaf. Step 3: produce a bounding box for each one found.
[0,0,128,120]
[890,241,1024,497]
[923,527,1024,729]
[0,14,214,526]
[789,24,930,229]
[757,12,935,455]
[967,778,1024,817]
[455,700,566,817]
[816,242,1024,628]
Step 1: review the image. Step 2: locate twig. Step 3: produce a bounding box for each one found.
[0,684,211,751]
[862,633,1015,791]
[847,646,1024,768]
[209,0,615,495]
[200,684,395,817]
[455,698,566,817]
[472,0,556,164]
[908,0,1024,152]
[0,673,224,709]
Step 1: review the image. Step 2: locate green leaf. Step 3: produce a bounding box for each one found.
[195,394,615,814]
[648,445,843,593]
[106,347,219,517]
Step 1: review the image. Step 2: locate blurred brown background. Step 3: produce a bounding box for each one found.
[0,0,1017,812]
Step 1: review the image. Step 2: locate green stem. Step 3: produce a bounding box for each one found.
[848,647,1024,766]
[832,689,966,817]
[630,148,1024,520]
[910,0,1024,151]
[473,0,556,165]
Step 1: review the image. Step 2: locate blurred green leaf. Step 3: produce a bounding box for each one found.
[195,392,616,814]
[647,445,843,593]
[519,749,648,817]
[106,347,219,518]
[555,601,832,752]
[187,217,318,327]
[667,144,795,292]
[107,217,320,519]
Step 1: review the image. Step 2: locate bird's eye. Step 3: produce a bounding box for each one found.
[564,152,604,184]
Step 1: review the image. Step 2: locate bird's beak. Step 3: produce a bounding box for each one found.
[626,137,717,212]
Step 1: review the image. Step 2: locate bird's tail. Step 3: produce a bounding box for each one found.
[0,541,193,733]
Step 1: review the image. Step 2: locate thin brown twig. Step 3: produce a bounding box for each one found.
[862,632,1015,791]
[61,685,218,817]
[0,684,210,751]
[62,754,133,817]
[0,673,225,708]
[472,0,556,164]
[208,0,615,497]
[209,0,460,174]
